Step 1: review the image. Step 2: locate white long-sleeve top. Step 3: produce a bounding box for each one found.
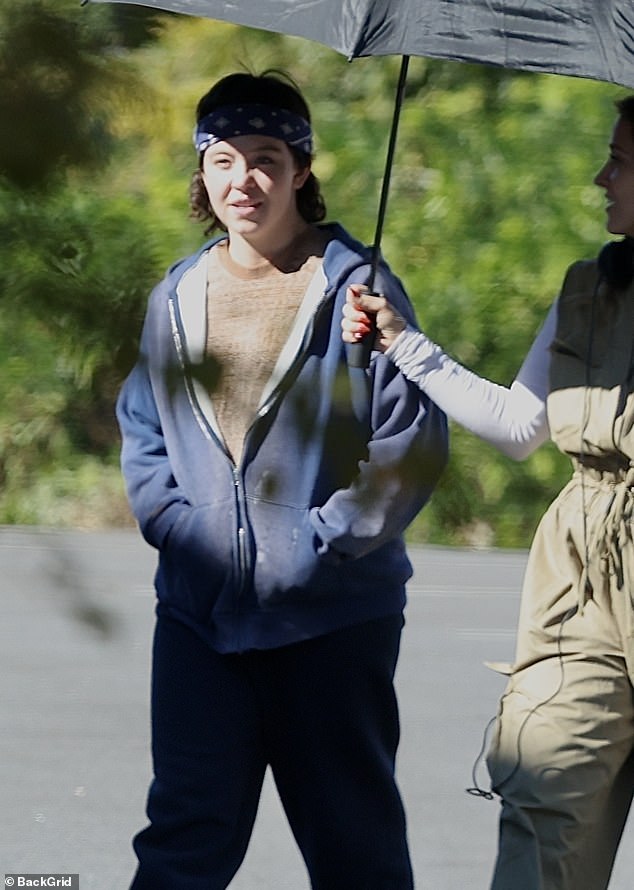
[386,300,558,460]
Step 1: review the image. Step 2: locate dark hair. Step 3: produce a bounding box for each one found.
[189,70,326,233]
[616,95,634,140]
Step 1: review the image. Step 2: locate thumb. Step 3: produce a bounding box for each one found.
[346,285,386,314]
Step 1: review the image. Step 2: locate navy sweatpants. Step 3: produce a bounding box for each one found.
[129,613,414,890]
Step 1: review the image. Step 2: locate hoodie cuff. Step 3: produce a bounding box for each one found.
[309,507,348,564]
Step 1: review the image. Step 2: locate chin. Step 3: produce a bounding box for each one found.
[606,214,634,238]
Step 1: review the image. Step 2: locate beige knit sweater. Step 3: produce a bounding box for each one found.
[205,232,327,462]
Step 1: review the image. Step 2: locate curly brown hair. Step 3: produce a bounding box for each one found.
[616,95,634,140]
[189,70,327,234]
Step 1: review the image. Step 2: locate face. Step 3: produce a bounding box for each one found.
[594,116,634,238]
[201,133,310,247]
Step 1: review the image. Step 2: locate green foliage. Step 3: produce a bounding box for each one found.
[0,6,629,544]
[0,0,161,187]
[0,0,169,523]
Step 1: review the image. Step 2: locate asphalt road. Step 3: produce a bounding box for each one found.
[1,527,633,889]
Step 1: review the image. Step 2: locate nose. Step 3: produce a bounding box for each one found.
[594,162,610,189]
[231,158,254,189]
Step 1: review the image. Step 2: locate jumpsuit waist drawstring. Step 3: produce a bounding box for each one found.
[574,458,634,610]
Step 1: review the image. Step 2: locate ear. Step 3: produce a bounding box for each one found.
[293,161,311,190]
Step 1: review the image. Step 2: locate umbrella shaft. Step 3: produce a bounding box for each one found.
[370,54,410,290]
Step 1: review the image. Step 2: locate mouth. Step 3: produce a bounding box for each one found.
[230,201,261,215]
[231,193,261,206]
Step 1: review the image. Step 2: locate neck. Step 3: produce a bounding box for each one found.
[227,221,314,271]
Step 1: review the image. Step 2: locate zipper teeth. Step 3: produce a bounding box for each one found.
[233,469,249,598]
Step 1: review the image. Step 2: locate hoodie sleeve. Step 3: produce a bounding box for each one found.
[310,272,448,561]
[116,313,191,552]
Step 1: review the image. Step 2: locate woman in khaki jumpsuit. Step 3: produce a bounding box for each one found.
[342,96,634,890]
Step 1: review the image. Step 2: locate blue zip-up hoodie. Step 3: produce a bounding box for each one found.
[116,223,448,653]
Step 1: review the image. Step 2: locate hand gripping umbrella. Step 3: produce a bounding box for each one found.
[84,0,634,365]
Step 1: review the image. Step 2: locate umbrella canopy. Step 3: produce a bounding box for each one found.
[88,1,634,88]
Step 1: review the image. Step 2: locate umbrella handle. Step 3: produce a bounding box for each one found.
[347,291,380,368]
[347,338,374,368]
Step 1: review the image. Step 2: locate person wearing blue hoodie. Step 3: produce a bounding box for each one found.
[116,70,448,890]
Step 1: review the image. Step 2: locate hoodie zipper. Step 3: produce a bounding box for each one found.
[233,468,249,596]
[168,297,253,605]
[229,299,332,614]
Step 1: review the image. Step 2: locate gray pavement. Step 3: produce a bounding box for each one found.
[1,526,632,889]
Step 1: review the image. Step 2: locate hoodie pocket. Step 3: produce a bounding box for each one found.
[156,502,236,623]
[251,501,332,605]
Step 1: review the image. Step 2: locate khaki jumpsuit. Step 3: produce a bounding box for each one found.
[487,259,634,890]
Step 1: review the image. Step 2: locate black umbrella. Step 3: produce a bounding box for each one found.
[86,1,634,80]
[84,0,634,364]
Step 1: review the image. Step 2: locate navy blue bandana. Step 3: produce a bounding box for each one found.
[194,103,313,156]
